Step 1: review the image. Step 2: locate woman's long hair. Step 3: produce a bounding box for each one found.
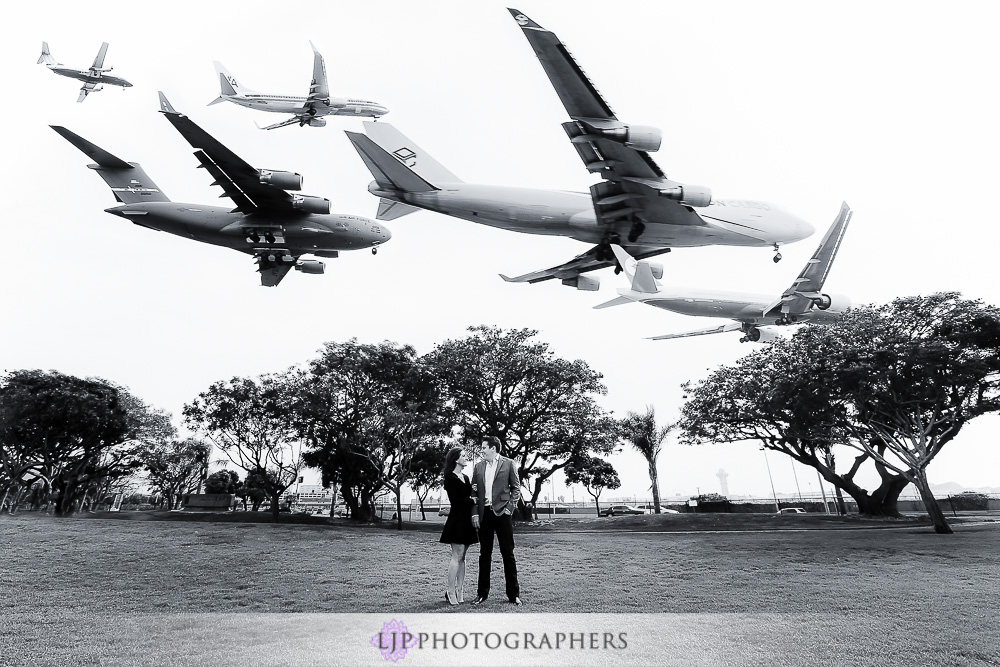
[441,447,463,481]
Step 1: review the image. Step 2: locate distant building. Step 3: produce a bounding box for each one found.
[717,469,730,497]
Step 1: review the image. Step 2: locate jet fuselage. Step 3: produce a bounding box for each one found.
[47,66,132,88]
[223,94,388,118]
[104,202,390,254]
[376,182,813,248]
[620,286,847,326]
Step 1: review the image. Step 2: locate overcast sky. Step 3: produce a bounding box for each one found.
[4,0,999,501]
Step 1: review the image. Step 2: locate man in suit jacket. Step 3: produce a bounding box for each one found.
[471,437,522,605]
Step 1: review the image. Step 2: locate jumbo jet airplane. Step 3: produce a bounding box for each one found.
[37,41,132,102]
[595,203,853,342]
[52,93,390,286]
[343,10,815,292]
[209,42,388,130]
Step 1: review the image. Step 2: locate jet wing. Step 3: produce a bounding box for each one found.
[509,9,707,231]
[157,92,296,213]
[256,116,305,131]
[763,202,852,318]
[90,42,109,71]
[648,322,744,341]
[306,41,330,103]
[77,82,97,103]
[500,245,670,285]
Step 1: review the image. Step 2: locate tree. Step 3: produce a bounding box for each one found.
[619,405,674,514]
[204,469,240,495]
[425,326,619,516]
[0,370,174,516]
[408,440,451,520]
[680,293,1000,534]
[183,372,305,523]
[142,438,211,510]
[564,456,621,516]
[296,340,449,524]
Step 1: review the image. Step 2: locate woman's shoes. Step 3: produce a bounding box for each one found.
[445,590,459,606]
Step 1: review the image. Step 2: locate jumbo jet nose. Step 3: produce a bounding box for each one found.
[788,213,814,242]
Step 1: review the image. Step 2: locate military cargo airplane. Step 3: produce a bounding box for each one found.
[52,92,390,286]
[209,42,389,130]
[596,203,853,342]
[343,11,814,292]
[37,41,132,103]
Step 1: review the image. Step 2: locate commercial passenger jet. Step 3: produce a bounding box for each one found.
[209,42,388,129]
[37,41,132,102]
[596,203,853,342]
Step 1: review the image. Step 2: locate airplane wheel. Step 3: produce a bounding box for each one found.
[740,336,748,343]
[265,233,276,244]
[773,253,782,263]
[372,247,378,255]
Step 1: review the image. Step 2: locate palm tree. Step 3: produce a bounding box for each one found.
[620,406,675,514]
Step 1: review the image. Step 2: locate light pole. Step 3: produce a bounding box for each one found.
[762,447,780,512]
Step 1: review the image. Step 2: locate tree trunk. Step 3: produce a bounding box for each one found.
[913,469,953,534]
[648,461,661,514]
[270,491,281,523]
[395,490,403,531]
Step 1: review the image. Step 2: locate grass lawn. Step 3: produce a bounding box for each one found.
[1,512,998,666]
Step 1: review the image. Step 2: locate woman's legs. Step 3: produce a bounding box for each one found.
[457,545,470,602]
[447,544,463,604]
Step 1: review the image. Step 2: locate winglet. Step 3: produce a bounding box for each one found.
[508,8,545,31]
[158,91,178,114]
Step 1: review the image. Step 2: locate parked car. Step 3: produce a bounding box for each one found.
[777,507,806,514]
[599,504,645,517]
[661,509,681,514]
[438,506,450,516]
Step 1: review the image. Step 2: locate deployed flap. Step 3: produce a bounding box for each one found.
[255,250,298,287]
[649,322,743,341]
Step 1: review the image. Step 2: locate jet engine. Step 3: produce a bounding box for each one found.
[326,97,348,108]
[658,184,712,207]
[593,124,662,152]
[291,194,331,214]
[640,262,664,280]
[561,275,600,291]
[258,170,303,190]
[745,327,782,343]
[295,260,326,275]
[307,117,327,127]
[813,293,851,312]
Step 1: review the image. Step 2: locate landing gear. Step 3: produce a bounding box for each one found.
[264,232,276,244]
[773,243,782,263]
[627,221,646,243]
[596,232,622,262]
[372,247,378,255]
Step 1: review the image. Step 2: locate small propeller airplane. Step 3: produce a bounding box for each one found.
[209,41,389,130]
[52,93,390,286]
[37,41,132,103]
[596,203,854,342]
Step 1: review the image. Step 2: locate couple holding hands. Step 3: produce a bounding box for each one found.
[439,437,522,607]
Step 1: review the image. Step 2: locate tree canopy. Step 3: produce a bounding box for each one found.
[679,292,1000,533]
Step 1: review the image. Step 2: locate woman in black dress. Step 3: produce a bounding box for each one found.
[440,446,477,605]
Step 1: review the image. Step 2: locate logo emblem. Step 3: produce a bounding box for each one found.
[370,619,418,662]
[515,14,529,26]
[392,147,417,168]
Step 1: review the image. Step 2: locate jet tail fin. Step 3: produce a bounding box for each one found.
[51,125,170,204]
[610,244,660,294]
[212,61,254,98]
[38,41,56,65]
[362,121,463,184]
[344,131,438,194]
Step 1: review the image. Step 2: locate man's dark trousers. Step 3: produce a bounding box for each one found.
[477,509,519,601]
